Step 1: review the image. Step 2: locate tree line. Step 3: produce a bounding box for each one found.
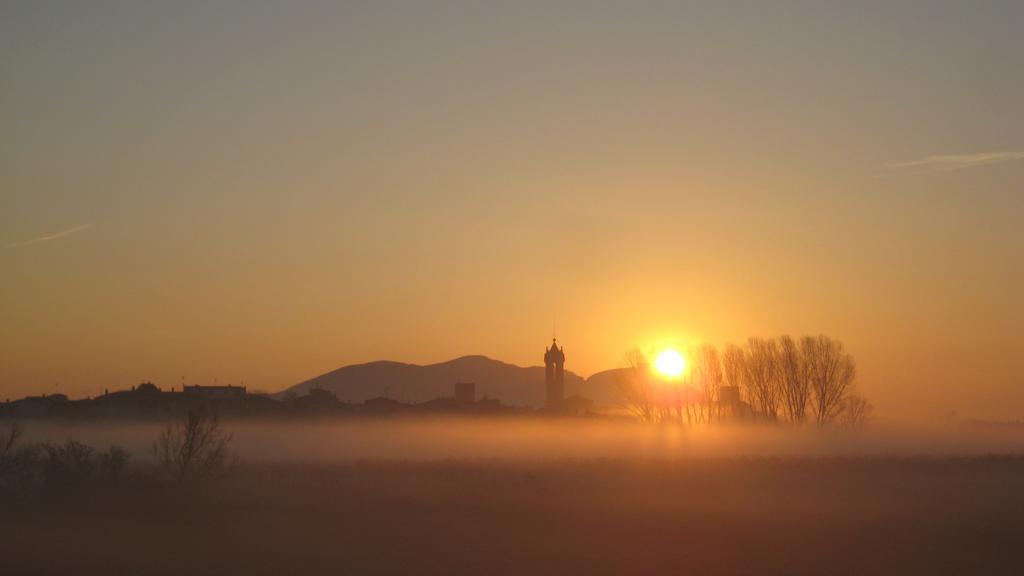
[618,335,872,427]
[0,407,235,496]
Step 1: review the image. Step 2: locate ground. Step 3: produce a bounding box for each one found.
[3,457,1023,575]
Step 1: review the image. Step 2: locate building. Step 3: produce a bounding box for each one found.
[182,384,247,399]
[133,382,161,395]
[286,387,340,413]
[563,394,594,417]
[717,385,754,420]
[544,338,565,411]
[454,382,476,403]
[3,394,69,419]
[719,385,741,406]
[362,396,405,414]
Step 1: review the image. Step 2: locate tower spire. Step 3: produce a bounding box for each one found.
[544,332,566,411]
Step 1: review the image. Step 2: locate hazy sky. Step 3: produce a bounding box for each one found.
[2,1,1022,418]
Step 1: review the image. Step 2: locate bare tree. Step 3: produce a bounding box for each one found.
[777,335,811,424]
[42,440,96,486]
[691,344,723,423]
[742,338,781,421]
[802,335,857,426]
[838,394,873,429]
[0,421,24,477]
[675,371,699,426]
[616,349,658,423]
[99,446,130,483]
[0,421,41,492]
[617,349,701,425]
[616,337,869,429]
[722,344,745,393]
[0,422,22,457]
[154,407,235,482]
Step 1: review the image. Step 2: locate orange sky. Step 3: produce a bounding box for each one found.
[2,2,1022,418]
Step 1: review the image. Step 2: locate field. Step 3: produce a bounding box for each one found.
[3,420,1024,575]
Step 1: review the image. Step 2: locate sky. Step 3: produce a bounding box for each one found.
[2,1,1022,418]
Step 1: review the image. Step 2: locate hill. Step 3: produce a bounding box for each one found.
[578,368,629,406]
[279,356,628,408]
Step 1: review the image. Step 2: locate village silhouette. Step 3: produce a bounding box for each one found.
[1,339,607,421]
[4,337,765,422]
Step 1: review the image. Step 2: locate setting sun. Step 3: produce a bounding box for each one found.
[654,349,686,378]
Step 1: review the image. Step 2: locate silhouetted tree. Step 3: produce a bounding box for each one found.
[838,394,873,429]
[616,336,869,429]
[692,344,723,423]
[777,335,811,424]
[1,423,129,494]
[0,422,41,493]
[675,374,699,426]
[98,446,129,483]
[617,349,701,424]
[154,407,235,482]
[617,349,658,423]
[0,421,24,477]
[742,338,781,421]
[0,421,21,458]
[722,344,746,399]
[802,335,857,426]
[42,440,96,486]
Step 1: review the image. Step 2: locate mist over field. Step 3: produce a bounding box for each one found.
[19,418,1024,463]
[7,418,1024,576]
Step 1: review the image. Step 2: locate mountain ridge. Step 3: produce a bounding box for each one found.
[278,355,626,407]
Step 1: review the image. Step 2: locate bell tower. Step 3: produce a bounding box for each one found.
[544,338,565,411]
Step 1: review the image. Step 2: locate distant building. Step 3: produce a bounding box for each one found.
[5,394,69,419]
[306,387,338,404]
[134,382,161,395]
[286,387,339,413]
[717,385,754,420]
[544,338,565,411]
[454,382,476,403]
[182,384,246,399]
[719,385,741,406]
[563,394,594,417]
[93,382,179,419]
[362,396,404,414]
[414,394,511,415]
[1,378,531,421]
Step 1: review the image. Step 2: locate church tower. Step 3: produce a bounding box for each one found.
[544,339,565,411]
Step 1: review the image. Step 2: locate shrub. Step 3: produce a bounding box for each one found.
[98,446,130,484]
[0,422,41,492]
[0,421,24,474]
[42,440,96,486]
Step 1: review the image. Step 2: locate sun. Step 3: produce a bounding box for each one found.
[654,349,686,378]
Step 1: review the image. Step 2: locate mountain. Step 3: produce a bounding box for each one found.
[577,368,630,406]
[279,355,629,408]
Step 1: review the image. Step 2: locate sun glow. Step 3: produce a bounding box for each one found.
[654,349,686,379]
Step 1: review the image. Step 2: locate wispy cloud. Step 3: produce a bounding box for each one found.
[6,222,96,249]
[886,150,1024,172]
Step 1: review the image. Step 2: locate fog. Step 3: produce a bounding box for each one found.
[18,417,1024,462]
[7,417,1024,575]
